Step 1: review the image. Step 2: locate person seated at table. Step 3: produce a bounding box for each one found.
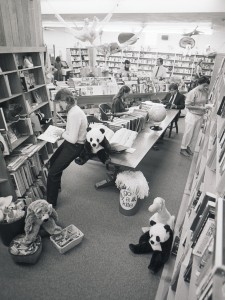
[161,83,185,118]
[111,85,131,116]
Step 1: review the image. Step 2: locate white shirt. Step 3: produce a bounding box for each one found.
[62,106,87,144]
[152,65,167,79]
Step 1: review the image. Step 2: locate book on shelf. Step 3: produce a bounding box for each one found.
[192,218,215,257]
[30,113,42,133]
[217,96,225,117]
[19,165,29,190]
[7,127,19,144]
[183,252,193,283]
[170,247,192,291]
[10,170,26,197]
[3,74,12,96]
[31,90,42,104]
[6,155,27,171]
[190,200,215,248]
[195,237,214,287]
[37,125,65,143]
[0,107,8,131]
[0,132,10,155]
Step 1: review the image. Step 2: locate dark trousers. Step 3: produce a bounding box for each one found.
[47,140,84,206]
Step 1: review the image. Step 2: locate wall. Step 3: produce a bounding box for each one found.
[43,25,225,61]
[0,0,44,50]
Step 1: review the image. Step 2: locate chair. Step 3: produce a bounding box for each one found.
[86,115,105,126]
[98,103,113,121]
[161,112,179,139]
[168,117,179,138]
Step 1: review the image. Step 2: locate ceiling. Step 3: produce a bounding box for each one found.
[41,0,225,32]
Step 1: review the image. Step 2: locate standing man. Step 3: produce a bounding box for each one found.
[152,58,167,80]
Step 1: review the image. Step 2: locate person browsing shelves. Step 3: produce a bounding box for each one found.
[152,58,167,80]
[180,76,212,157]
[47,88,88,207]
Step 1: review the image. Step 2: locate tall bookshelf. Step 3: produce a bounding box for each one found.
[66,47,89,77]
[0,0,56,201]
[155,54,225,300]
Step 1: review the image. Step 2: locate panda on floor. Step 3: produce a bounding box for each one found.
[75,124,112,165]
[129,220,174,273]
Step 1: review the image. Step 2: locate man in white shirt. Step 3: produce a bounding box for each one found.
[47,88,88,207]
[152,58,167,80]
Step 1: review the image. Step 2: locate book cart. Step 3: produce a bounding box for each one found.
[155,54,225,300]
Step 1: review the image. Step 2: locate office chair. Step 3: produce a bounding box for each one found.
[98,103,113,121]
[86,115,106,126]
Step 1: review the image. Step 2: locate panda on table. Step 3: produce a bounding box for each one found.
[75,125,112,165]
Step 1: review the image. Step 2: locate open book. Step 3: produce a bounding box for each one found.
[38,125,65,143]
[91,124,138,152]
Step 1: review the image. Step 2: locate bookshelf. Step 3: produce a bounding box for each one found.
[66,47,90,77]
[155,54,225,300]
[0,0,56,202]
[96,49,215,81]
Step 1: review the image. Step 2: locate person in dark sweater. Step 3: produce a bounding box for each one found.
[111,85,130,116]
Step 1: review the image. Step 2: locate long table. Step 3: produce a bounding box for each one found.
[95,109,179,188]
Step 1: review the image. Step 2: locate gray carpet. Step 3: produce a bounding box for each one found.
[0,119,192,300]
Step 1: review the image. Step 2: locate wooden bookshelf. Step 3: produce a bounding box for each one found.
[0,0,56,201]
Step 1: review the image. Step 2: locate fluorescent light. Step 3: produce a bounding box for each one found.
[42,21,213,35]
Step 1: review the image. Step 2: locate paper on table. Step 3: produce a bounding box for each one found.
[38,125,65,143]
[125,148,136,153]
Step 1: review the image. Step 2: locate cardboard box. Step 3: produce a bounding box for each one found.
[50,224,84,254]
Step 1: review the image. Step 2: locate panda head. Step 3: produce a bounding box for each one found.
[86,127,105,148]
[149,222,171,246]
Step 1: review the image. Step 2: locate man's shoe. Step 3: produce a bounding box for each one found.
[186,147,193,156]
[180,149,190,157]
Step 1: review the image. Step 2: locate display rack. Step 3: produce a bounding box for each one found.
[155,54,225,300]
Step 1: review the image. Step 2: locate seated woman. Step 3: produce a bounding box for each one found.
[111,85,130,116]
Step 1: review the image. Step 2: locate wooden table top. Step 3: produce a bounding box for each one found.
[109,109,179,169]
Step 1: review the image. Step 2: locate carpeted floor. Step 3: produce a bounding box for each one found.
[0,119,192,300]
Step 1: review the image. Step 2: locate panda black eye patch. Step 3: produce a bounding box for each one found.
[97,139,99,142]
[90,138,92,142]
[156,236,160,242]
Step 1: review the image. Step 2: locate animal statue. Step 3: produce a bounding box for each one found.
[142,197,175,232]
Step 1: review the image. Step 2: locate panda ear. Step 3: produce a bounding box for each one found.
[150,220,156,226]
[87,127,92,132]
[100,128,105,134]
[164,224,171,232]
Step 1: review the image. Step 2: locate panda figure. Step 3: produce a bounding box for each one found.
[75,126,111,165]
[129,220,174,273]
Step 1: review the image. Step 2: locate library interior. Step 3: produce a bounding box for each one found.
[0,1,225,299]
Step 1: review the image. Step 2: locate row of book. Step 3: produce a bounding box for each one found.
[170,191,216,292]
[7,151,47,199]
[218,118,225,175]
[107,109,148,133]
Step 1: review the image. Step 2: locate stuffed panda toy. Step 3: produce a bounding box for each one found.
[75,125,112,165]
[129,220,173,273]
